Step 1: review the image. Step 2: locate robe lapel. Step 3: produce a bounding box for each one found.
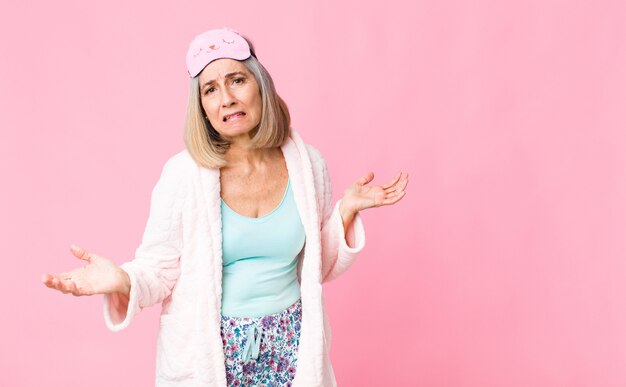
[282,131,325,386]
[199,166,224,314]
[281,136,311,281]
[285,131,322,284]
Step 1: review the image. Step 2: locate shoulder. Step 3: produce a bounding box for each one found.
[304,143,329,178]
[156,149,196,186]
[165,149,196,170]
[285,129,328,175]
[160,149,197,175]
[289,129,329,179]
[305,143,325,163]
[289,128,327,166]
[301,143,330,198]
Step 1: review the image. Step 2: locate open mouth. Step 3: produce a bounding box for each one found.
[223,112,246,122]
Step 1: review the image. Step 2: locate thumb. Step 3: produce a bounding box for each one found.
[70,244,92,262]
[356,172,374,186]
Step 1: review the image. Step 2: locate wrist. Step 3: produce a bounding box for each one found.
[338,199,357,244]
[115,268,131,296]
[339,199,357,221]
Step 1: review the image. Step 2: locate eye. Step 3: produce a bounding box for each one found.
[233,77,245,84]
[204,87,216,95]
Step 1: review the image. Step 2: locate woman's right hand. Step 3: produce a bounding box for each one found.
[41,245,130,297]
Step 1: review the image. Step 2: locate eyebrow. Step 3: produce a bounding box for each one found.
[201,71,248,90]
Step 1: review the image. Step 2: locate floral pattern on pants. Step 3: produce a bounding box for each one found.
[220,299,302,386]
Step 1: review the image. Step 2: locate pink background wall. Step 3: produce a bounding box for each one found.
[2,0,625,386]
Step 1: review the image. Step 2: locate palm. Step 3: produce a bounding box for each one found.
[345,183,387,209]
[343,171,408,212]
[42,245,123,296]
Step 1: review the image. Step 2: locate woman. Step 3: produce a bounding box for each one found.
[42,28,408,386]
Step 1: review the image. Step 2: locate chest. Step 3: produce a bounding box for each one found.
[220,162,289,219]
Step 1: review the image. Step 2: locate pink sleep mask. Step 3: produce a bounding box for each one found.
[186,28,252,78]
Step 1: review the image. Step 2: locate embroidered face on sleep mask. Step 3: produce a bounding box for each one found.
[186,28,252,78]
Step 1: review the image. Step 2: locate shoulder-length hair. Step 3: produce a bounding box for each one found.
[183,43,291,169]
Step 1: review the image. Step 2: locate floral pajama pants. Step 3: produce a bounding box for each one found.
[220,299,302,386]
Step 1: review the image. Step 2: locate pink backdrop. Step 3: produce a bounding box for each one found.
[2,0,625,386]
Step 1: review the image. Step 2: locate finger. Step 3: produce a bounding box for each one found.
[356,172,374,186]
[382,191,406,205]
[69,281,81,296]
[384,173,408,194]
[48,275,72,294]
[70,244,92,262]
[43,273,61,286]
[42,274,58,288]
[57,278,72,294]
[384,184,407,200]
[42,274,63,290]
[50,277,68,293]
[64,281,77,294]
[382,172,402,190]
[395,173,409,192]
[382,172,401,190]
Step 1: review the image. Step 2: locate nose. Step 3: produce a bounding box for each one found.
[221,87,236,108]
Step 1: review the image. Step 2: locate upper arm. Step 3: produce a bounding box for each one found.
[306,144,333,228]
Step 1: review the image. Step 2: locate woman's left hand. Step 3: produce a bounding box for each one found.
[340,171,409,216]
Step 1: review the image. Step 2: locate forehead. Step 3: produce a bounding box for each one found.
[199,58,250,83]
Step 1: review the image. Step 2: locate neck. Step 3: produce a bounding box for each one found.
[223,136,274,173]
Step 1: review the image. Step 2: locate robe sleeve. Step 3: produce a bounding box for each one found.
[307,145,366,283]
[103,156,184,331]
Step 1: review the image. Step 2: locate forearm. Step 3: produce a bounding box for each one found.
[107,268,131,323]
[339,200,357,248]
[114,268,131,296]
[321,200,366,282]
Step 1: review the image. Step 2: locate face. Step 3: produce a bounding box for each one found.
[198,58,262,140]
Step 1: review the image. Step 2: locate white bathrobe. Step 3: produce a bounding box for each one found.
[103,130,366,386]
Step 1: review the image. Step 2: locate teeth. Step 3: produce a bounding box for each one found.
[224,113,244,121]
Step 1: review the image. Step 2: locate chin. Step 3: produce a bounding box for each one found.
[216,125,256,140]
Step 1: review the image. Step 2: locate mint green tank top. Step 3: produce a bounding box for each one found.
[220,178,305,318]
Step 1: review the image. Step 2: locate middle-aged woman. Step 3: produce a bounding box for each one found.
[42,28,408,386]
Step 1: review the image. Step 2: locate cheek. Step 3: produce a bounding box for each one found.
[201,104,222,128]
[250,93,263,115]
[201,99,217,118]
